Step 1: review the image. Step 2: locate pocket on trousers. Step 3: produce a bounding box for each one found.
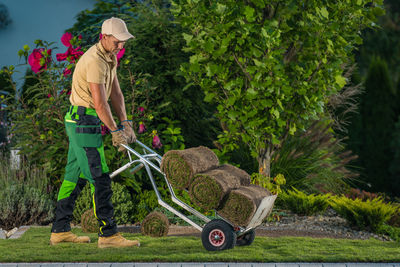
[75,126,102,148]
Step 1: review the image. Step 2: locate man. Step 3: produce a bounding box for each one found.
[50,17,139,248]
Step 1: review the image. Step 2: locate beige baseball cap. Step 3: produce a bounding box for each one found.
[101,17,134,41]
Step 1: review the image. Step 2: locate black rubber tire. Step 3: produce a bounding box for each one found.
[201,219,237,251]
[236,229,255,246]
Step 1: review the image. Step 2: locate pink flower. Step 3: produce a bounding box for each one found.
[152,131,162,149]
[99,33,103,40]
[61,32,73,47]
[138,106,145,115]
[78,35,82,40]
[63,68,72,77]
[28,48,51,73]
[138,122,146,134]
[101,125,110,136]
[67,91,71,95]
[47,93,52,98]
[117,48,125,66]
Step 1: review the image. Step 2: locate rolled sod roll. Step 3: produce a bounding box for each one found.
[161,146,219,189]
[189,164,251,210]
[141,211,169,237]
[217,185,272,226]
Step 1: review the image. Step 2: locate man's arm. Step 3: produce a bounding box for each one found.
[110,75,128,123]
[89,82,118,131]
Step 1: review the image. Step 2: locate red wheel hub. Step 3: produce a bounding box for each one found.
[209,229,225,247]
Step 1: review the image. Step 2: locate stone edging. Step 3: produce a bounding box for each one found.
[0,226,30,239]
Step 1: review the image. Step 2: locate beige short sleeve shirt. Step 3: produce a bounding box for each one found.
[69,41,117,108]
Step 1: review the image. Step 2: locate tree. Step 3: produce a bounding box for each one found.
[172,0,383,177]
[389,115,400,196]
[359,57,396,193]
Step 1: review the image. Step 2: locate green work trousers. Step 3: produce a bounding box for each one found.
[51,106,117,237]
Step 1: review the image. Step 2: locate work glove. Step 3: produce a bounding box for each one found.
[120,120,137,143]
[111,128,128,152]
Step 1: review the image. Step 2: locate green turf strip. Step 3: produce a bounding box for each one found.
[0,227,399,262]
[162,153,192,189]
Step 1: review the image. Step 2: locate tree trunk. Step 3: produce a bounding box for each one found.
[258,145,272,178]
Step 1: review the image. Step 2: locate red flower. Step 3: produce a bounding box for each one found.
[138,122,146,134]
[56,51,68,61]
[117,48,125,66]
[67,91,71,95]
[63,68,72,77]
[28,48,51,73]
[61,32,73,47]
[78,35,82,40]
[99,33,103,40]
[56,46,83,63]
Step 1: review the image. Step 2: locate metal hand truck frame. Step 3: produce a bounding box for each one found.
[110,140,277,251]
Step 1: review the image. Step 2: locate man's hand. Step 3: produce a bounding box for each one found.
[111,129,128,152]
[121,120,137,143]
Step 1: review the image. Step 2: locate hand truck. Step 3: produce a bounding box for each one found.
[110,140,277,251]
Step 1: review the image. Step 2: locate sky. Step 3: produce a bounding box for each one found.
[0,0,96,89]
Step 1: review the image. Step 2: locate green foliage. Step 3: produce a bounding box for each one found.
[80,209,98,233]
[251,173,286,195]
[0,157,55,230]
[330,195,399,232]
[172,0,383,177]
[389,115,400,194]
[356,0,400,84]
[132,190,159,223]
[119,0,219,148]
[73,182,135,225]
[377,224,400,242]
[72,183,92,224]
[357,57,396,194]
[271,120,357,194]
[279,188,330,216]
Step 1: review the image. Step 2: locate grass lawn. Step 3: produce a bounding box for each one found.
[0,227,399,263]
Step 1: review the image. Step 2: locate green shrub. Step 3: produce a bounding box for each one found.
[133,190,159,223]
[72,183,92,224]
[279,188,331,216]
[388,203,400,227]
[377,224,400,242]
[80,209,98,233]
[0,157,55,230]
[73,182,135,225]
[330,196,399,232]
[271,121,357,194]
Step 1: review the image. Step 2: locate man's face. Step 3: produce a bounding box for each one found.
[103,35,126,55]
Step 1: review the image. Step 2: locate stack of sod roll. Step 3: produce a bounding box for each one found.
[161,146,272,226]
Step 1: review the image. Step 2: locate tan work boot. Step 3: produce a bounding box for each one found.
[50,231,91,245]
[98,233,140,248]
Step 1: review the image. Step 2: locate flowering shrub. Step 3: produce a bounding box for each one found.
[2,35,83,185]
[28,48,52,73]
